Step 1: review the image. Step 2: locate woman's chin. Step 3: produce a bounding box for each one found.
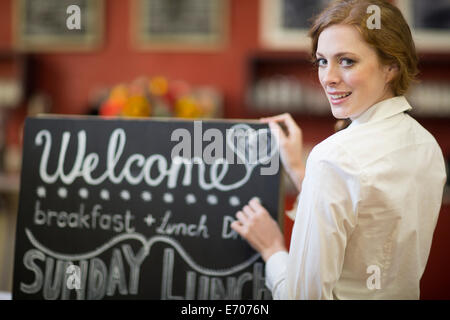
[330,107,349,119]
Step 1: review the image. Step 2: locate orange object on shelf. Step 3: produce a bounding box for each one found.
[122,95,151,118]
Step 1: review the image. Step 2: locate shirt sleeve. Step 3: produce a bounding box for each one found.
[286,150,361,299]
[265,251,289,299]
[267,145,361,300]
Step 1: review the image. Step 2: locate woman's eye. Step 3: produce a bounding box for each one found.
[316,58,327,67]
[340,58,355,67]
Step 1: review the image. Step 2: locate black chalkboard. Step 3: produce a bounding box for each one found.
[12,116,283,300]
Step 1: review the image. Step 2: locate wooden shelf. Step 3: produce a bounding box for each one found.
[245,52,450,118]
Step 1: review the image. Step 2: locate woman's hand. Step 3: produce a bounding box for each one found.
[231,198,286,262]
[260,113,305,192]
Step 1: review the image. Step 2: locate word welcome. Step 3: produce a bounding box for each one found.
[35,127,263,192]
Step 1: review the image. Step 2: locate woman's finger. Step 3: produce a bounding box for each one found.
[259,113,290,123]
[268,121,287,142]
[242,205,256,218]
[248,198,266,215]
[261,113,295,130]
[235,210,249,225]
[230,220,245,235]
[262,114,300,139]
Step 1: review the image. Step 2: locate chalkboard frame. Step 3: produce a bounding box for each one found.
[13,0,104,52]
[131,0,229,52]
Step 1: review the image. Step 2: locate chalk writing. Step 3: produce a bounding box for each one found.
[35,128,258,191]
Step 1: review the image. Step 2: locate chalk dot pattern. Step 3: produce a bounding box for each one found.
[185,193,196,205]
[100,189,110,200]
[229,196,240,207]
[163,193,174,204]
[36,186,243,207]
[120,190,131,201]
[36,186,46,198]
[78,188,89,199]
[57,187,67,199]
[141,191,152,202]
[206,194,218,205]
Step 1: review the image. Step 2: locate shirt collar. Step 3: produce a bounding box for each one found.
[348,96,412,128]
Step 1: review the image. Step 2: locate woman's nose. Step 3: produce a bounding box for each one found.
[321,64,341,87]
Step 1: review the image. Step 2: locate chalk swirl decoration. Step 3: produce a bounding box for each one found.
[25,228,261,277]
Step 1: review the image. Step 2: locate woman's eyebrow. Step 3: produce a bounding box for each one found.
[316,51,357,58]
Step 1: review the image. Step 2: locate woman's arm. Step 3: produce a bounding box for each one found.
[232,145,359,299]
[230,198,289,299]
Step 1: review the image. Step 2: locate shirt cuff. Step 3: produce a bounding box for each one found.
[265,250,289,292]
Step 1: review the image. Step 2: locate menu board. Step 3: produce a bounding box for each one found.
[12,116,282,300]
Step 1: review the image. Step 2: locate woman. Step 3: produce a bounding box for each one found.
[231,0,447,299]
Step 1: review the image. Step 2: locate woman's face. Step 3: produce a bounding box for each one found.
[316,24,395,119]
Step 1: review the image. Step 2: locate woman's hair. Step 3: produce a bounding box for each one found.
[308,0,419,97]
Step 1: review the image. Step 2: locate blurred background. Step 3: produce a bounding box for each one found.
[0,0,449,299]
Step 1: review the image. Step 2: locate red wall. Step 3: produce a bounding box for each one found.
[0,0,261,118]
[1,0,449,299]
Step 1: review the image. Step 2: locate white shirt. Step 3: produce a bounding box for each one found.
[266,96,447,299]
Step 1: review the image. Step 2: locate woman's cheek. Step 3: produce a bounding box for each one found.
[318,69,326,88]
[342,69,364,89]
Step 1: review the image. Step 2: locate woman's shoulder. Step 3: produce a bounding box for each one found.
[310,112,444,175]
[310,128,356,161]
[308,130,362,174]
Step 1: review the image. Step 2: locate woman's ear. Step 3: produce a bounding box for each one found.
[385,63,399,84]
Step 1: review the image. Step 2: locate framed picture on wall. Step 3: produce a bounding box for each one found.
[13,0,104,52]
[132,0,229,51]
[395,0,450,51]
[260,0,331,50]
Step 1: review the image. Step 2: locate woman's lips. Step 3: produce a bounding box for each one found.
[329,92,352,105]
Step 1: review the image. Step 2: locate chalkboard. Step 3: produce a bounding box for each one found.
[12,116,283,300]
